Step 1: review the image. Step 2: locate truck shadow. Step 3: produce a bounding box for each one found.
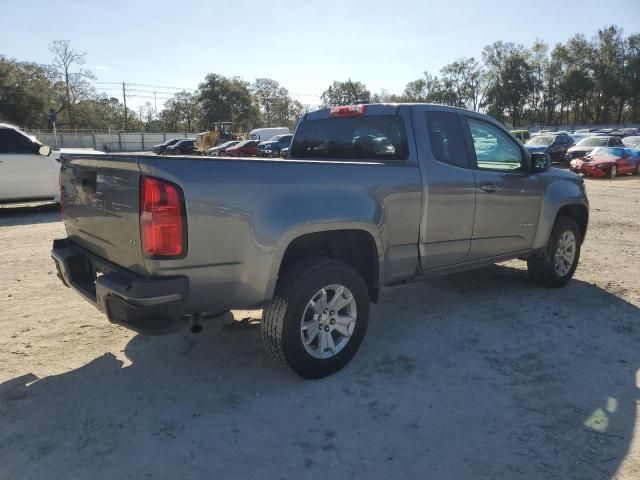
[0,203,60,227]
[1,264,638,479]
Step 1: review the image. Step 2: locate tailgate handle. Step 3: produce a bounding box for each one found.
[82,177,97,193]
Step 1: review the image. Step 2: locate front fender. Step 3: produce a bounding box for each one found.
[532,172,589,249]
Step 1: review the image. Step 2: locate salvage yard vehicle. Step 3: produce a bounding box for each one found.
[257,134,293,157]
[51,103,589,379]
[152,138,191,155]
[565,136,624,162]
[222,139,260,156]
[249,127,289,141]
[207,140,239,156]
[164,139,197,155]
[0,122,103,203]
[569,147,640,178]
[525,133,574,163]
[510,129,530,143]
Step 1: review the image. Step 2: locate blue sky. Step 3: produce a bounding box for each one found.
[2,0,639,109]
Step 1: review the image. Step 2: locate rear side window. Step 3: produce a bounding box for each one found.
[425,111,469,168]
[290,115,408,161]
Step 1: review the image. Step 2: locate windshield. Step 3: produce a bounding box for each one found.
[218,141,236,148]
[590,147,624,157]
[622,136,640,147]
[578,137,608,147]
[526,136,554,146]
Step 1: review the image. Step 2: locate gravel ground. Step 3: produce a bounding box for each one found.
[0,176,639,480]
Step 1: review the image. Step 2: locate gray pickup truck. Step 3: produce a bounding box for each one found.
[52,103,588,378]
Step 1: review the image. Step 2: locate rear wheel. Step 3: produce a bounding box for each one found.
[527,216,581,288]
[635,163,640,175]
[262,258,369,379]
[608,165,618,178]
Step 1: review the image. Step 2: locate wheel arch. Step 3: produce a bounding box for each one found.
[266,226,383,303]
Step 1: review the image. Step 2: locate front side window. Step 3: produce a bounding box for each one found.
[467,118,524,171]
[425,111,469,168]
[0,129,35,154]
[290,115,408,161]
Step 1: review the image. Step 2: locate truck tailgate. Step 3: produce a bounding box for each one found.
[60,155,146,274]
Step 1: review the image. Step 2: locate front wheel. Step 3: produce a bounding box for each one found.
[262,258,369,379]
[527,216,581,288]
[608,165,618,178]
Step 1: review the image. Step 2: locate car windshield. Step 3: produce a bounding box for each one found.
[234,140,249,147]
[590,147,624,157]
[218,141,236,148]
[578,137,608,147]
[526,136,554,146]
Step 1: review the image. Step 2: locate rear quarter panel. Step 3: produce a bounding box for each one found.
[137,157,422,311]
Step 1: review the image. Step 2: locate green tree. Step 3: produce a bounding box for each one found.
[320,80,371,107]
[0,57,56,128]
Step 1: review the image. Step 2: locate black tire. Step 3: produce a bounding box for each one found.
[527,216,581,288]
[608,165,618,178]
[261,258,370,379]
[635,163,640,175]
[272,148,280,158]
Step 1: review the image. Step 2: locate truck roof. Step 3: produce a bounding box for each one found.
[303,103,476,121]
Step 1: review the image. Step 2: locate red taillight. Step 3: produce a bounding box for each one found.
[329,104,366,118]
[140,176,186,258]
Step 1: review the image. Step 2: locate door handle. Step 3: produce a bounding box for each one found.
[479,183,501,193]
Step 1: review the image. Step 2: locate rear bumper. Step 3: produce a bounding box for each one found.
[51,238,189,334]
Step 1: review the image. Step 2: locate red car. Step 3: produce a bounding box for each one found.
[569,147,640,178]
[223,140,260,157]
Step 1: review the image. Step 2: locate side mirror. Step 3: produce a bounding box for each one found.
[531,152,550,173]
[38,145,52,156]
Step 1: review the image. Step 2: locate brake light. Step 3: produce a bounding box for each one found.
[329,104,366,118]
[140,176,186,257]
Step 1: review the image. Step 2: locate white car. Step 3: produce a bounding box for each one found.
[248,127,290,141]
[0,123,103,203]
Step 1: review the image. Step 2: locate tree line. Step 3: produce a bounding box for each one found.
[1,25,639,132]
[324,26,640,127]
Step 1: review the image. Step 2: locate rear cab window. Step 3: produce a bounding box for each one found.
[290,114,409,161]
[425,111,469,168]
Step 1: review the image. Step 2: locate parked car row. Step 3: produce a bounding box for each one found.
[205,134,293,158]
[521,130,640,178]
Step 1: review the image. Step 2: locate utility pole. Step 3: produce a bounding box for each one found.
[122,82,128,132]
[154,92,158,118]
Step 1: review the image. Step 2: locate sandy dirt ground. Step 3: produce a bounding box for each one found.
[0,176,639,480]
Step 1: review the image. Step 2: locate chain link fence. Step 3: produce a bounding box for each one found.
[25,130,197,152]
